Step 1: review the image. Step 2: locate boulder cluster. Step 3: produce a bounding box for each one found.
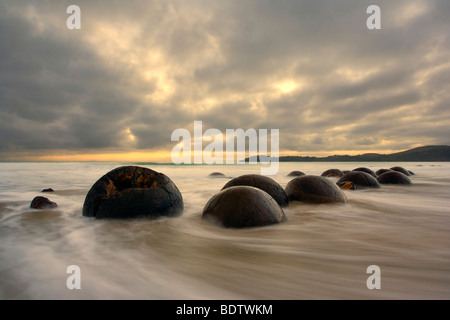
[29,165,415,230]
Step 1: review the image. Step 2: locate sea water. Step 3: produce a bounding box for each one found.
[0,162,449,299]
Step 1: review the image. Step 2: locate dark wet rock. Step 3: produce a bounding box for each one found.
[41,188,54,193]
[408,170,415,175]
[337,171,380,189]
[342,170,351,174]
[222,174,289,207]
[375,169,392,176]
[352,167,377,178]
[390,166,411,176]
[287,171,306,177]
[202,186,286,228]
[30,196,58,209]
[377,171,412,185]
[321,169,344,178]
[285,175,347,204]
[82,166,183,219]
[208,172,225,177]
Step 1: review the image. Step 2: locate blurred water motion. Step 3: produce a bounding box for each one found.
[0,162,449,299]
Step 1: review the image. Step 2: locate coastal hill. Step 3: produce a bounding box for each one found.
[244,145,450,162]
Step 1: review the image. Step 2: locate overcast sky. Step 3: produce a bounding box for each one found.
[0,0,449,161]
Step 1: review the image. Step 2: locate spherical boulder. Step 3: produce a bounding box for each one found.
[287,171,306,177]
[82,166,183,219]
[208,172,225,177]
[222,174,289,207]
[202,186,286,228]
[390,166,411,176]
[285,175,347,204]
[375,169,392,176]
[337,171,380,189]
[352,167,377,178]
[321,169,344,178]
[377,171,412,185]
[31,196,58,209]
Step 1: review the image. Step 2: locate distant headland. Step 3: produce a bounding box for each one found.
[244,145,450,162]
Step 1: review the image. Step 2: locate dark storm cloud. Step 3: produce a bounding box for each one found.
[0,0,449,159]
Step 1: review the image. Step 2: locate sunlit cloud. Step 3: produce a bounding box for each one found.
[274,80,298,94]
[393,0,430,28]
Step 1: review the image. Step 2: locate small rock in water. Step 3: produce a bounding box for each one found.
[208,172,225,177]
[202,186,286,228]
[41,188,54,192]
[285,175,347,203]
[30,196,58,209]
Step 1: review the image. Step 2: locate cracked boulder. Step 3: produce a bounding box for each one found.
[321,169,344,178]
[221,174,289,207]
[337,171,380,189]
[82,166,183,219]
[202,186,286,228]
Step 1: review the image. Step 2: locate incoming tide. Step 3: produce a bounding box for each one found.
[0,161,449,299]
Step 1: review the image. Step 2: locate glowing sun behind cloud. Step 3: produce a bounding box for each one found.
[274,80,298,94]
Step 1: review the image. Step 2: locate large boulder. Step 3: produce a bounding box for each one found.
[287,171,306,177]
[30,196,58,209]
[202,186,286,228]
[285,175,347,204]
[377,171,412,185]
[82,166,183,219]
[352,167,377,178]
[390,166,411,176]
[375,169,392,176]
[321,169,344,178]
[337,171,380,189]
[222,174,289,207]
